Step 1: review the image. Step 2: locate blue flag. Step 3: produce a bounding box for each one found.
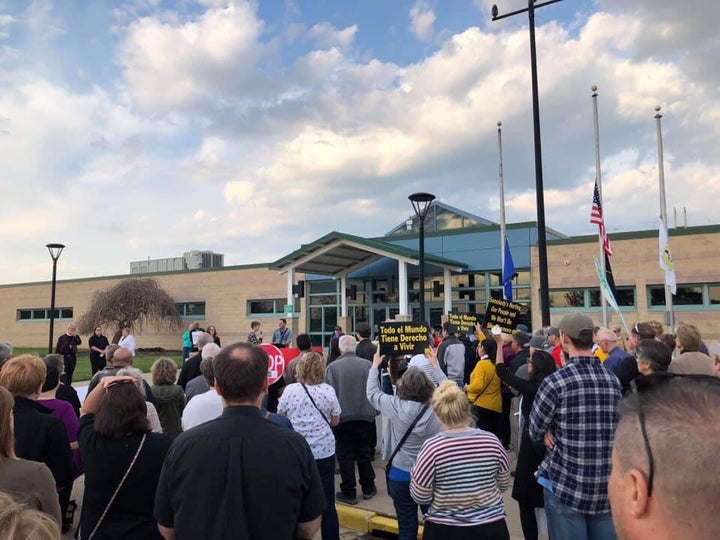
[502,237,515,301]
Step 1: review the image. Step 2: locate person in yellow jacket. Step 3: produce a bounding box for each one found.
[464,337,502,439]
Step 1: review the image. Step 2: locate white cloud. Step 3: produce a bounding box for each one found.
[118,2,266,113]
[307,23,357,50]
[409,0,436,41]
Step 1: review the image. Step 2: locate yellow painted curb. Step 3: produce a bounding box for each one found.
[336,503,424,539]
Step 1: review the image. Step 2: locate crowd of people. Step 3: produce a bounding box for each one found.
[0,313,718,540]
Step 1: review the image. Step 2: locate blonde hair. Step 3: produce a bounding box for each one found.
[295,352,326,386]
[0,355,46,397]
[151,357,178,386]
[0,387,16,461]
[432,380,471,427]
[0,492,60,540]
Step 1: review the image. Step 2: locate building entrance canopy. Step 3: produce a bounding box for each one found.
[270,231,467,319]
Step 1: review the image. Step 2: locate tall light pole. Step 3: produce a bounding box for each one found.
[409,192,436,323]
[46,243,65,354]
[492,0,563,327]
[655,106,675,333]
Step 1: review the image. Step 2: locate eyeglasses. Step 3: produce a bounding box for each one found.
[630,373,720,497]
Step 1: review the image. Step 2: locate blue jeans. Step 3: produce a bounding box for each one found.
[316,455,339,540]
[182,347,191,362]
[544,488,616,540]
[387,478,427,540]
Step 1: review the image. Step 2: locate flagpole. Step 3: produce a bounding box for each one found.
[497,121,507,299]
[592,86,609,328]
[655,105,675,333]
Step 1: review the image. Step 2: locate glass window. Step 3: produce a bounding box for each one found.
[674,286,703,305]
[248,300,275,314]
[549,289,584,308]
[709,285,720,305]
[309,307,322,332]
[308,281,337,294]
[649,286,703,307]
[309,295,338,306]
[17,307,73,321]
[515,271,531,286]
[590,288,635,307]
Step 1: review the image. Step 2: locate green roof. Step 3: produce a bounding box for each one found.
[270,231,468,276]
[548,223,720,246]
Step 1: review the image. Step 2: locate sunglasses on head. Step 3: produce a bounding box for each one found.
[630,372,720,497]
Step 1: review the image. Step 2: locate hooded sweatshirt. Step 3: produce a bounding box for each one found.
[151,384,186,437]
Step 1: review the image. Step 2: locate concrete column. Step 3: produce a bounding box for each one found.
[443,267,452,314]
[398,260,409,315]
[340,275,348,318]
[286,268,295,314]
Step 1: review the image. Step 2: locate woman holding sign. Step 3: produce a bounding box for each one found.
[367,347,443,540]
[493,332,556,540]
[464,338,502,438]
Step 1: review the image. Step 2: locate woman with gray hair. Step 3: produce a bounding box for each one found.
[366,347,444,540]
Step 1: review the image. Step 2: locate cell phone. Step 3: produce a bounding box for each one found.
[491,325,502,335]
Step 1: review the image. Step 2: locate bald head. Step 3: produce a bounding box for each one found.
[112,347,133,367]
[610,378,720,539]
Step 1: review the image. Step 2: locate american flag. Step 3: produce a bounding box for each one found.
[590,179,613,256]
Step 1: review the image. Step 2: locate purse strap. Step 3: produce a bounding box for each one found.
[87,433,147,540]
[470,360,495,405]
[301,384,331,426]
[386,404,429,471]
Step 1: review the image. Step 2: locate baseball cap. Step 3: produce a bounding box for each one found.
[513,331,531,348]
[516,324,529,333]
[529,335,550,350]
[545,327,560,338]
[558,313,594,339]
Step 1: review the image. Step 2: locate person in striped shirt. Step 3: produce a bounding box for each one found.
[411,380,511,540]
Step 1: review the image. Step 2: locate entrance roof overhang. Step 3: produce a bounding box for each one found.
[270,231,467,277]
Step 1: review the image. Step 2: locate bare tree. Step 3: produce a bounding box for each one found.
[77,278,182,343]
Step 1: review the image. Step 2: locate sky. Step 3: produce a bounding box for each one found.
[1,0,718,284]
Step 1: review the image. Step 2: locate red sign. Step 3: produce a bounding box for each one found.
[260,343,286,385]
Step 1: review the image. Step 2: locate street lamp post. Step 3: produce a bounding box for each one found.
[491,0,563,327]
[409,193,436,324]
[46,243,65,354]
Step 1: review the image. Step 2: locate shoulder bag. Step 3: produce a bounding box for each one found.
[81,434,147,540]
[301,383,332,426]
[385,404,429,488]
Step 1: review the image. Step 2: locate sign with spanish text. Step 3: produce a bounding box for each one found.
[483,298,523,334]
[378,322,429,355]
[447,311,480,334]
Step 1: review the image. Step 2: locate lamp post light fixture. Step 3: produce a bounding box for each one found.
[409,192,436,324]
[491,0,564,327]
[46,243,65,354]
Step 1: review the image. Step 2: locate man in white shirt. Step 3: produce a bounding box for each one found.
[182,356,223,430]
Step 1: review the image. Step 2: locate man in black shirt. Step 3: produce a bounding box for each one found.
[355,323,376,361]
[155,343,324,540]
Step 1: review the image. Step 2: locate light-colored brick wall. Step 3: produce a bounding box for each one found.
[530,231,720,340]
[0,266,306,350]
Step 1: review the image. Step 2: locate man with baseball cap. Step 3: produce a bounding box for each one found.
[529,313,622,540]
[545,327,563,368]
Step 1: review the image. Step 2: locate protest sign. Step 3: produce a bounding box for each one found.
[447,311,480,334]
[483,298,524,334]
[378,322,429,355]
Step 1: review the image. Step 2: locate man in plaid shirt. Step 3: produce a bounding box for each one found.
[529,312,621,540]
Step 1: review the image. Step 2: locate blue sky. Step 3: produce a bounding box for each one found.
[1,0,719,284]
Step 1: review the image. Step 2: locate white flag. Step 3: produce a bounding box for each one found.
[658,218,677,294]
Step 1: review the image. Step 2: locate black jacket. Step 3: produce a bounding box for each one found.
[13,397,74,487]
[356,338,376,362]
